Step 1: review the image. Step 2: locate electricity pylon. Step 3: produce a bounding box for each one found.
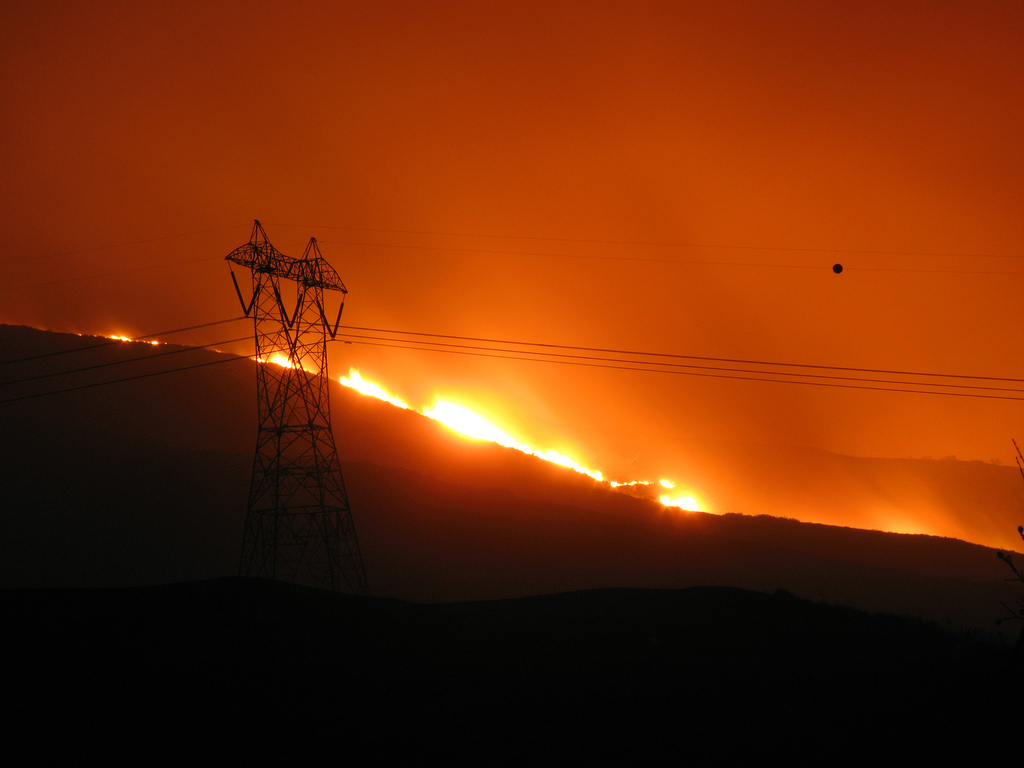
[226,220,369,594]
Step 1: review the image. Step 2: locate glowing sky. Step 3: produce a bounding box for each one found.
[3,2,1024,547]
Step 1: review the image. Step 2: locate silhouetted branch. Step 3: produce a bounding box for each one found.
[994,518,1024,645]
[998,441,1024,647]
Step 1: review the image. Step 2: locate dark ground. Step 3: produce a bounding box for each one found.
[3,578,1019,759]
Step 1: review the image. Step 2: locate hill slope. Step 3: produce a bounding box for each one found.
[1,324,1021,634]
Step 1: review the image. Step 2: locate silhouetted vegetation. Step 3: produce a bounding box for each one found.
[996,525,1024,648]
[1001,437,1024,647]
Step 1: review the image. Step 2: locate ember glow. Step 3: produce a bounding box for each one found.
[341,368,705,511]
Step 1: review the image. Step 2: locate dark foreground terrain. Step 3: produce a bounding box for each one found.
[3,578,1020,758]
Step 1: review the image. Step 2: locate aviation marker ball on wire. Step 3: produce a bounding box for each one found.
[833,263,843,274]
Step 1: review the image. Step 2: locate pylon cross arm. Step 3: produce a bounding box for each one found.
[225,240,348,294]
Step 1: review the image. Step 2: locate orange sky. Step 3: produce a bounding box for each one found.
[3,2,1024,544]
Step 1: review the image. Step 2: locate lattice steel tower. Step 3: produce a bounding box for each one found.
[226,220,369,594]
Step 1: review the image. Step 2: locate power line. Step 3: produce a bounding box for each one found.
[0,317,248,367]
[332,332,1024,395]
[19,316,1012,390]
[8,315,1024,405]
[0,355,248,406]
[6,326,1024,406]
[0,335,250,388]
[334,324,1024,384]
[343,337,1024,402]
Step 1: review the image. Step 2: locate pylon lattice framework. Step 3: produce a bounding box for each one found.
[226,220,369,594]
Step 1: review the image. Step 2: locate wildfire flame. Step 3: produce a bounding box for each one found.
[254,354,318,373]
[339,370,409,409]
[339,368,706,512]
[256,354,299,370]
[423,400,605,482]
[105,334,159,346]
[659,494,701,512]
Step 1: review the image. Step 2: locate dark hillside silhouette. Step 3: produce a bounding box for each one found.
[1,579,1018,757]
[1,325,1021,636]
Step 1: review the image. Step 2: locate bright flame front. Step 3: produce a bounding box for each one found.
[340,370,409,409]
[105,334,159,346]
[339,368,705,512]
[423,400,606,482]
[659,494,701,512]
[255,354,316,372]
[425,401,517,445]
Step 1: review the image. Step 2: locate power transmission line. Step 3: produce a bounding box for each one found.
[333,324,1024,384]
[0,355,248,405]
[18,316,1010,389]
[342,337,1024,402]
[0,335,250,388]
[332,331,1024,395]
[8,317,1024,405]
[0,317,248,367]
[6,331,1024,406]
